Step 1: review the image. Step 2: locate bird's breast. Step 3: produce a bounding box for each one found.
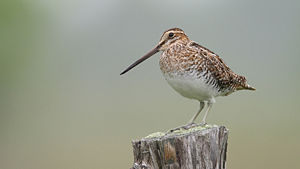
[159,51,220,101]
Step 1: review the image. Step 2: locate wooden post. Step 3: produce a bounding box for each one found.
[131,125,228,169]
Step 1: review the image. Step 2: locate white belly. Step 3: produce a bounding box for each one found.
[163,73,219,101]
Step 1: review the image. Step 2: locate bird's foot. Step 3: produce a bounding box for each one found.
[169,122,197,133]
[199,121,207,127]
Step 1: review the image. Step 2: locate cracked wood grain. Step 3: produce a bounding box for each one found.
[131,125,228,169]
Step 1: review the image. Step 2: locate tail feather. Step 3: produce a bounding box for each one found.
[244,84,256,90]
[236,75,255,91]
[237,84,256,91]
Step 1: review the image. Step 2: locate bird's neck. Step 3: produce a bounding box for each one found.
[178,36,190,45]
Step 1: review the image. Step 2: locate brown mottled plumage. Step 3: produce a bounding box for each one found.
[121,28,255,126]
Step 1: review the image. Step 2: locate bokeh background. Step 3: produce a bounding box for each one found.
[1,0,299,169]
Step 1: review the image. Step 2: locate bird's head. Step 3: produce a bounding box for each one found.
[120,28,189,75]
[158,28,189,51]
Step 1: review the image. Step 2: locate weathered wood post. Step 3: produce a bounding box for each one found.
[131,125,228,169]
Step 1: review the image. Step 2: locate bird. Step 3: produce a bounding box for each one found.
[120,28,255,128]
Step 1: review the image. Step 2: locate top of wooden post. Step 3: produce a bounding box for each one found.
[131,124,228,169]
[135,124,227,142]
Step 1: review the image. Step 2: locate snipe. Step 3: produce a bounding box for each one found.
[120,28,255,127]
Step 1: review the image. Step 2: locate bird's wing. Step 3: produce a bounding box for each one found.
[189,41,245,92]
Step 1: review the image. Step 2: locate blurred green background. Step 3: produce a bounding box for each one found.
[1,0,299,169]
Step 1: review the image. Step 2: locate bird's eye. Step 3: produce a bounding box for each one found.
[168,32,174,38]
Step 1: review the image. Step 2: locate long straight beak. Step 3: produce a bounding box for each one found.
[120,45,160,75]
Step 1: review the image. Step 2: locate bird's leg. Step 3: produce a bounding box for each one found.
[200,99,214,126]
[188,101,205,124]
[169,101,205,132]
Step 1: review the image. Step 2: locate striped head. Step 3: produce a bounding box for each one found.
[120,28,188,75]
[158,28,190,51]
